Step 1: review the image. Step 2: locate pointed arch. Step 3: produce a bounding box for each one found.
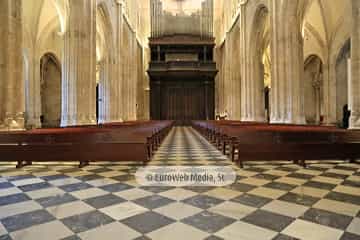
[248,4,270,122]
[304,55,323,124]
[40,52,62,127]
[51,0,66,33]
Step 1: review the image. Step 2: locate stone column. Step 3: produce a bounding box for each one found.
[225,32,232,119]
[61,0,97,126]
[321,60,337,125]
[225,33,231,118]
[98,60,108,124]
[98,18,120,125]
[130,34,137,120]
[214,48,220,115]
[350,0,360,129]
[239,3,250,121]
[25,50,42,129]
[121,20,131,121]
[232,29,241,120]
[112,0,125,122]
[348,59,352,110]
[270,0,306,124]
[249,52,266,122]
[143,48,151,120]
[0,0,25,130]
[312,78,322,124]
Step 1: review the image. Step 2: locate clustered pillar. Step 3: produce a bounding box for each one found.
[269,0,305,124]
[114,0,124,122]
[239,3,249,121]
[350,0,360,129]
[0,0,25,130]
[61,0,97,126]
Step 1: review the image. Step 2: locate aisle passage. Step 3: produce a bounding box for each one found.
[0,127,359,240]
[151,127,229,165]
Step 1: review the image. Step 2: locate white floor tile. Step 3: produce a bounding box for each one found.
[0,223,7,236]
[209,202,256,220]
[262,200,309,218]
[99,202,147,221]
[49,178,81,187]
[159,188,198,201]
[346,218,360,236]
[26,187,65,200]
[114,188,152,201]
[0,201,42,219]
[10,221,73,240]
[313,199,360,217]
[215,221,278,240]
[70,188,108,200]
[12,178,44,187]
[154,202,202,220]
[147,222,209,240]
[282,219,343,240]
[0,187,22,197]
[78,222,141,240]
[46,201,94,219]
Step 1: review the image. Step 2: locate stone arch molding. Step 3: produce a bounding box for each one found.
[248,4,270,122]
[23,0,65,128]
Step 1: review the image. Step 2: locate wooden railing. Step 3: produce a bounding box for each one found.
[149,61,217,71]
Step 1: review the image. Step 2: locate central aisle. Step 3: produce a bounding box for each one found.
[151,127,230,166]
[0,127,358,240]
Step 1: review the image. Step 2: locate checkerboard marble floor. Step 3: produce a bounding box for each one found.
[0,127,359,240]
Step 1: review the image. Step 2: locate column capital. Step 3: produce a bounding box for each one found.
[116,0,124,6]
[239,0,248,6]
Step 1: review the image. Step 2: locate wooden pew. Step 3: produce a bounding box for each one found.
[192,120,266,151]
[192,120,360,168]
[230,130,360,168]
[0,121,174,168]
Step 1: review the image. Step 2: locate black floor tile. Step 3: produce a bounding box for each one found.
[61,210,114,233]
[121,212,175,234]
[1,209,55,232]
[279,192,320,206]
[230,193,272,208]
[242,209,294,232]
[181,211,236,234]
[300,208,353,230]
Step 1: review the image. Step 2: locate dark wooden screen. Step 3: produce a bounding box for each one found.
[148,36,217,124]
[160,82,205,125]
